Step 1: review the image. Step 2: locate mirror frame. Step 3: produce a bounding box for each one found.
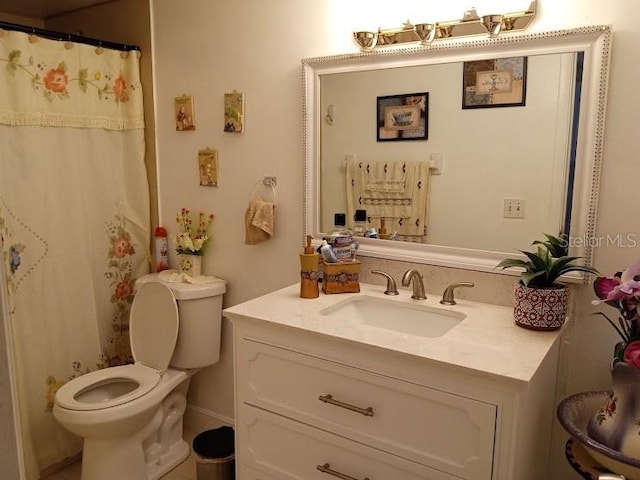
[302,25,611,282]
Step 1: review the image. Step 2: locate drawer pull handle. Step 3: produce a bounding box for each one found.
[318,394,374,417]
[317,462,370,480]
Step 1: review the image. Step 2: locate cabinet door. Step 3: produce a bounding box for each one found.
[237,338,496,479]
[238,404,463,480]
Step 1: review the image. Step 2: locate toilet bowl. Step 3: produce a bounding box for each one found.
[53,275,226,480]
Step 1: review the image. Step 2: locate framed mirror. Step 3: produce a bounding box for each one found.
[302,26,611,281]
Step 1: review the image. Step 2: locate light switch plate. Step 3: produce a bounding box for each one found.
[504,198,525,218]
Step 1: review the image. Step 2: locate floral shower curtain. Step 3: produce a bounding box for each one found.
[0,30,150,478]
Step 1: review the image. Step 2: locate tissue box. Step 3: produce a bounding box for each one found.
[322,261,361,294]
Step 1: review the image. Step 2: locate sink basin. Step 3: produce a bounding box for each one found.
[320,295,465,338]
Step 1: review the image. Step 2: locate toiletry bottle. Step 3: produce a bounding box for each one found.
[329,213,353,262]
[379,217,391,240]
[353,209,367,237]
[299,235,320,298]
[320,239,338,263]
[154,227,169,272]
[316,240,326,283]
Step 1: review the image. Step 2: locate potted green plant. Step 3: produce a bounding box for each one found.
[497,233,599,330]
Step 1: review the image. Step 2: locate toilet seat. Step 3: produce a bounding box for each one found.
[55,364,161,411]
[55,282,179,411]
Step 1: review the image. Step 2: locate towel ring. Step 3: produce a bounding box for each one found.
[249,177,278,204]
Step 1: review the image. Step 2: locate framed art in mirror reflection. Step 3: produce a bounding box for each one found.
[377,92,429,141]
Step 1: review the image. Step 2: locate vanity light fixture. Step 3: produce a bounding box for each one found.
[352,0,537,50]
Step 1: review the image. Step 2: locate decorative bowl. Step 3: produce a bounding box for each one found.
[557,391,640,480]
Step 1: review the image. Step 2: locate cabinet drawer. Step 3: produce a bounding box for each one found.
[237,338,496,479]
[238,404,462,480]
[238,464,282,480]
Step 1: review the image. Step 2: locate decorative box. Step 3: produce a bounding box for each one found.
[322,261,361,294]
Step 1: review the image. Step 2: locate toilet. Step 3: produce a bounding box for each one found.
[53,273,226,480]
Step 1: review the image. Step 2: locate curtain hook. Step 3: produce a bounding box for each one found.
[95,40,104,55]
[28,27,38,43]
[64,33,74,50]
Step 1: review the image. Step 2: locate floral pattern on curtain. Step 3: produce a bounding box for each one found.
[0,29,149,478]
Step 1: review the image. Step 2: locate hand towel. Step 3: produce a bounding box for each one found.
[362,160,407,193]
[346,157,431,242]
[245,197,276,245]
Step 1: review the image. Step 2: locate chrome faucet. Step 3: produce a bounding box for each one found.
[371,270,399,295]
[440,282,475,305]
[401,269,426,300]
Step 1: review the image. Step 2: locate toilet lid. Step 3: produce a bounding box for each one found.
[129,281,179,372]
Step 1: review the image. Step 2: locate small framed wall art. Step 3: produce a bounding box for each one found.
[376,92,429,141]
[462,57,528,109]
[174,94,196,131]
[224,91,245,133]
[198,148,218,186]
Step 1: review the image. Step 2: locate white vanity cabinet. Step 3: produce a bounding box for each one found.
[226,284,562,480]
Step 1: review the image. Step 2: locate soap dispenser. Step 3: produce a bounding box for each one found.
[299,235,319,298]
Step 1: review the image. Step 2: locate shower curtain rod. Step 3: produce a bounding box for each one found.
[0,20,140,51]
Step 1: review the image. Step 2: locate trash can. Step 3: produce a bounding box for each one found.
[192,426,235,480]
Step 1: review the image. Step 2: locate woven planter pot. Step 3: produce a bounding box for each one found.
[513,281,569,330]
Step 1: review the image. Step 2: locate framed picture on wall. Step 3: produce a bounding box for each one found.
[224,91,245,133]
[198,148,218,186]
[376,92,429,141]
[174,94,196,131]
[462,56,528,109]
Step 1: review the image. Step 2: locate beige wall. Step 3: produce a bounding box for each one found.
[152,1,640,478]
[46,0,158,261]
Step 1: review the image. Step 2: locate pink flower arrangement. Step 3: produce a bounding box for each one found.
[593,259,640,367]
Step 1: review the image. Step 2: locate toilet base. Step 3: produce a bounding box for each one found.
[147,439,190,480]
[81,435,147,480]
[76,386,191,480]
[80,435,190,480]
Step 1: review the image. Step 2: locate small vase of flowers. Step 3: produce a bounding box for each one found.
[174,208,214,276]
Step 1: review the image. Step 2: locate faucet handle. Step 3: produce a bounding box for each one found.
[371,270,399,295]
[440,282,474,305]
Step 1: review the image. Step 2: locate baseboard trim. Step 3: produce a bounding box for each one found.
[184,404,234,435]
[40,453,82,478]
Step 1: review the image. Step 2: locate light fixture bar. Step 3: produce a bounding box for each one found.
[353,1,537,50]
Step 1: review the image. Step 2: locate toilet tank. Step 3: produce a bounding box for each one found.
[136,274,227,369]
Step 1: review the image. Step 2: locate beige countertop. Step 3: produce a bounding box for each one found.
[224,282,563,384]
